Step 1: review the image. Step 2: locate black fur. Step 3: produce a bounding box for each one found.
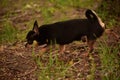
[26,9,105,47]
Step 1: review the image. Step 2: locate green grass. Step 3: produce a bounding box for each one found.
[98,10,117,28]
[97,1,118,29]
[37,55,69,80]
[32,47,70,80]
[87,54,96,80]
[0,20,18,44]
[0,0,9,7]
[31,39,120,80]
[17,20,35,42]
[0,0,120,79]
[49,0,98,8]
[98,40,120,80]
[0,0,99,44]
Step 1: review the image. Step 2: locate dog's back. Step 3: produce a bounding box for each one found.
[38,9,105,45]
[26,9,105,48]
[39,19,91,44]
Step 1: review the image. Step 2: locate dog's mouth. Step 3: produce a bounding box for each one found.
[25,40,38,48]
[25,42,47,48]
[25,43,32,48]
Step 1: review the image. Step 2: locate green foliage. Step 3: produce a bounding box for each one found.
[1,0,120,79]
[98,10,117,28]
[32,49,69,80]
[98,40,120,80]
[49,0,96,8]
[40,7,55,23]
[0,20,18,44]
[0,0,8,7]
[87,54,96,80]
[0,0,100,44]
[97,0,120,28]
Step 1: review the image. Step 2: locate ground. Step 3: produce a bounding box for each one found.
[0,35,119,80]
[0,42,100,80]
[0,1,120,80]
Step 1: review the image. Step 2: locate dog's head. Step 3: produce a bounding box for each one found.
[25,20,39,47]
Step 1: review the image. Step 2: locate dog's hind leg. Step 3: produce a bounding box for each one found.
[59,45,66,53]
[87,40,96,53]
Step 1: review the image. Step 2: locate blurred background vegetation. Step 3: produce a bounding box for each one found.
[0,0,120,80]
[0,0,120,44]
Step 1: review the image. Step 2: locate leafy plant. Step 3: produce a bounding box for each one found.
[0,20,18,44]
[98,40,120,80]
[32,49,70,80]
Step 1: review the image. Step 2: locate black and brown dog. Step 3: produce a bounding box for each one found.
[25,9,106,53]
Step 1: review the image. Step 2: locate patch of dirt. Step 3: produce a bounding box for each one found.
[0,42,97,80]
[0,1,120,80]
[0,42,37,80]
[0,34,119,80]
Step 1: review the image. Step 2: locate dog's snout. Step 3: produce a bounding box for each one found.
[25,43,32,48]
[25,43,28,47]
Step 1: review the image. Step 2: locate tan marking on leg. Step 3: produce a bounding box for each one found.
[59,45,66,53]
[87,40,96,53]
[40,47,49,53]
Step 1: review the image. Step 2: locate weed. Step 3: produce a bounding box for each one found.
[98,40,120,80]
[30,42,69,80]
[40,7,55,23]
[0,20,18,44]
[97,1,118,28]
[32,50,70,80]
[0,0,8,7]
[87,54,96,80]
[49,0,97,8]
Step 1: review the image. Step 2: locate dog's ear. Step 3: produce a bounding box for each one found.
[33,20,39,34]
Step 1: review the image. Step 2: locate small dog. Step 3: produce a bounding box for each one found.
[25,9,105,53]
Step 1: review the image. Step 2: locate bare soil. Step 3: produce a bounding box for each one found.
[0,3,120,80]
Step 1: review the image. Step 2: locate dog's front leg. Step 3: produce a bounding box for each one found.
[40,46,49,53]
[87,40,96,53]
[39,44,49,53]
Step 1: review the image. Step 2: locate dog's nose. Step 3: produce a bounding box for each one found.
[25,43,32,48]
[25,43,30,47]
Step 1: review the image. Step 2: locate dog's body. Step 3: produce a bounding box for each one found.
[25,9,105,52]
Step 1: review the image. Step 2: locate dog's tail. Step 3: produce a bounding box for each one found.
[85,9,105,28]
